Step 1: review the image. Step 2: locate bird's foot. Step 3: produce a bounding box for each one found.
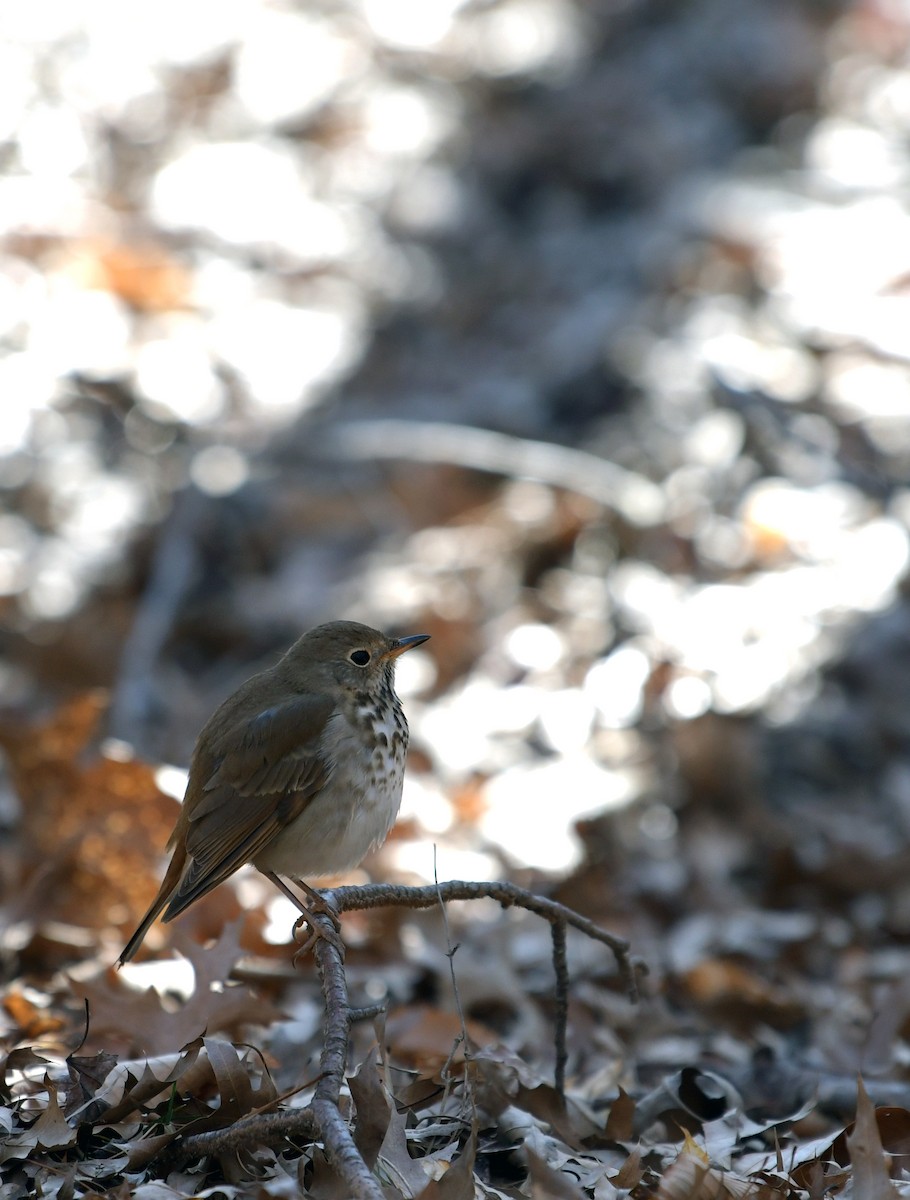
[292,904,344,961]
[290,878,344,961]
[263,871,345,961]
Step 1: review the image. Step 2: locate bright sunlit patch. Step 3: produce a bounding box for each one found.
[263,894,304,945]
[825,355,910,421]
[417,680,498,773]
[610,561,683,632]
[0,262,32,340]
[360,0,466,49]
[153,143,352,261]
[490,685,542,733]
[362,86,456,158]
[398,775,452,834]
[135,329,223,424]
[18,104,88,177]
[392,648,436,697]
[0,44,34,141]
[209,300,362,414]
[806,117,903,190]
[155,764,189,801]
[537,688,595,753]
[119,956,195,998]
[830,518,910,611]
[1,0,81,47]
[481,757,636,872]
[28,286,131,375]
[740,478,867,561]
[83,0,253,70]
[23,564,79,621]
[711,641,793,713]
[0,356,54,452]
[385,842,498,883]
[699,320,818,403]
[234,12,362,126]
[767,197,910,331]
[501,480,557,525]
[664,674,712,720]
[190,445,249,496]
[505,622,564,671]
[470,0,584,78]
[58,474,145,548]
[683,410,745,468]
[584,644,651,728]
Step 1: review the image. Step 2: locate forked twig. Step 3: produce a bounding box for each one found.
[323,880,636,999]
[155,879,634,1199]
[551,918,569,1099]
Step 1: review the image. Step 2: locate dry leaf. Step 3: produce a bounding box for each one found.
[385,1005,496,1072]
[349,1048,392,1170]
[0,693,179,932]
[72,923,278,1055]
[844,1079,900,1199]
[57,236,192,313]
[415,1122,477,1199]
[603,1087,636,1143]
[2,991,65,1039]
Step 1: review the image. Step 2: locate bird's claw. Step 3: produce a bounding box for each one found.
[291,901,345,962]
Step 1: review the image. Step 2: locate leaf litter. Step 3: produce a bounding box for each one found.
[4,1,910,1195]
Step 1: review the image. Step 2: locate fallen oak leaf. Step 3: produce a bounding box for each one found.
[376,1104,437,1197]
[844,1079,901,1200]
[1,1078,74,1158]
[64,1047,119,1120]
[654,1131,758,1200]
[72,923,278,1055]
[171,1038,278,1137]
[2,990,67,1040]
[203,1037,253,1121]
[603,1087,636,1143]
[89,1038,204,1124]
[1,1047,51,1104]
[0,693,180,934]
[523,1145,587,1199]
[349,1048,392,1170]
[416,1121,477,1199]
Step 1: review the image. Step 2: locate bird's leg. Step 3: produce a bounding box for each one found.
[264,871,345,959]
[291,876,344,959]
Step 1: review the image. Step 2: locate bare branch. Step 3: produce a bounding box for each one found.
[322,419,665,526]
[323,880,636,1000]
[551,918,569,1101]
[153,877,634,1200]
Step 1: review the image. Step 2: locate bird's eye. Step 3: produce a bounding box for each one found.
[350,649,371,666]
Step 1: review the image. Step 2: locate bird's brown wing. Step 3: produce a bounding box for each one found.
[162,692,337,920]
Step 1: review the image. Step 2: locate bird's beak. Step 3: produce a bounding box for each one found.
[382,633,431,661]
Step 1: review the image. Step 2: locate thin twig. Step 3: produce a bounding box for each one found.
[348,1002,389,1023]
[159,1107,318,1169]
[433,848,473,1115]
[322,880,636,1001]
[551,919,569,1102]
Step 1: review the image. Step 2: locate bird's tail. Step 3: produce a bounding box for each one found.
[117,842,187,965]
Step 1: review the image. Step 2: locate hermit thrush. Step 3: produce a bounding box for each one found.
[119,621,429,963]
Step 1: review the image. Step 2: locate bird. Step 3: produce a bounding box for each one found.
[119,620,429,963]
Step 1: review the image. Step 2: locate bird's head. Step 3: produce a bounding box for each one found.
[284,620,430,693]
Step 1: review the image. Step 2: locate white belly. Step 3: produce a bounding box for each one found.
[252,707,406,878]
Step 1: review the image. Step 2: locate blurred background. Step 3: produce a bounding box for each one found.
[2,0,910,1109]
